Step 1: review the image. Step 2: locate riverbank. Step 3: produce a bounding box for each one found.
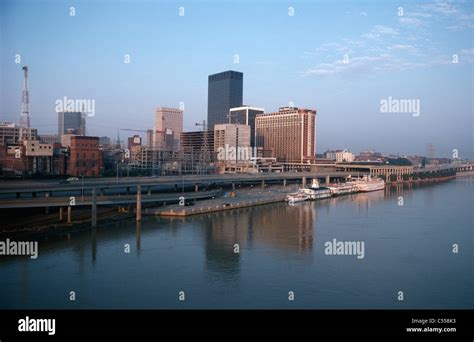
[386,175,457,185]
[1,175,465,234]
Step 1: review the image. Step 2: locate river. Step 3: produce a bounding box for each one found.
[0,178,472,309]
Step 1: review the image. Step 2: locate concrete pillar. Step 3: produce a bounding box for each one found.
[67,206,72,224]
[326,175,330,184]
[136,185,142,221]
[195,184,199,192]
[59,207,64,221]
[147,186,151,195]
[232,182,235,190]
[100,188,104,196]
[302,177,306,188]
[283,179,286,187]
[136,221,141,252]
[91,187,97,227]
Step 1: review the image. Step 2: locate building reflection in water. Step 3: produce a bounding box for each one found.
[251,203,315,252]
[353,190,386,218]
[91,227,97,265]
[387,182,414,200]
[203,202,316,282]
[136,221,141,255]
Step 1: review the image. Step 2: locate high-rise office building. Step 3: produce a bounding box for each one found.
[214,124,251,156]
[214,123,255,174]
[207,70,243,131]
[57,112,85,143]
[229,106,264,147]
[255,107,316,163]
[154,107,183,151]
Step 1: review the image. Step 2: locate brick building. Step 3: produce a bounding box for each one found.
[69,136,102,176]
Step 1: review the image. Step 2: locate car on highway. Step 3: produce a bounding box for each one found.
[59,177,79,184]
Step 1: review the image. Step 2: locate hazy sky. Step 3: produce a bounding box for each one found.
[1,0,473,158]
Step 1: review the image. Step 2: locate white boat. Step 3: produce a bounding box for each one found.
[285,192,309,203]
[327,183,359,196]
[299,187,332,200]
[298,179,331,200]
[352,175,385,192]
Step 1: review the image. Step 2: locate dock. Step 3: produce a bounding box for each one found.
[152,185,293,217]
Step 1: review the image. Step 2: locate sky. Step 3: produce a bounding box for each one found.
[1,0,473,158]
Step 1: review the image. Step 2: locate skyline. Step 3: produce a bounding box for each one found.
[1,0,473,158]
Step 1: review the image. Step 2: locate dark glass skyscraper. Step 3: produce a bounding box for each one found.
[57,111,85,141]
[207,70,243,131]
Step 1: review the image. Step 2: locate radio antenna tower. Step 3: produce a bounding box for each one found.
[19,66,31,141]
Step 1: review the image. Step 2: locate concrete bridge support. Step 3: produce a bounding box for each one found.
[59,207,64,221]
[195,184,199,192]
[326,175,330,184]
[283,179,286,187]
[302,177,306,188]
[67,206,72,224]
[136,185,142,221]
[261,179,265,189]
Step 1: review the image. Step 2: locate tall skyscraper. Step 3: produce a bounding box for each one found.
[229,106,264,147]
[207,70,243,131]
[154,107,183,151]
[57,112,85,143]
[255,107,316,163]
